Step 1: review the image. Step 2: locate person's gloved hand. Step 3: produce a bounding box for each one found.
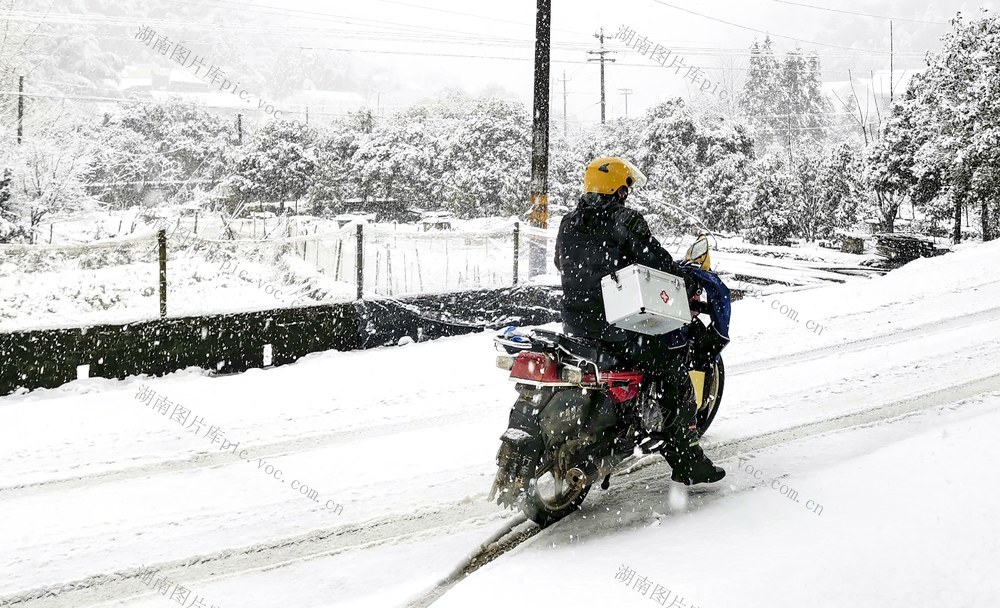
[675,263,700,298]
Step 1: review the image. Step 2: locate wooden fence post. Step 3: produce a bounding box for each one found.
[158,229,167,318]
[356,223,364,300]
[512,221,520,285]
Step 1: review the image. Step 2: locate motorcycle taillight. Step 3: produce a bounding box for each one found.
[509,352,561,384]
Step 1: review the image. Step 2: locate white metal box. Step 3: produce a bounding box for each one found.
[600,264,691,336]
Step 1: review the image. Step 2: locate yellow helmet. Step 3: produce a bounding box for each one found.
[583,156,648,195]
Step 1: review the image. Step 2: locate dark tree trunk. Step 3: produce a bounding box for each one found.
[878,193,898,233]
[953,196,963,244]
[982,200,992,242]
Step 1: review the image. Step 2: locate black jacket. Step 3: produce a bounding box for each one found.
[554,193,684,342]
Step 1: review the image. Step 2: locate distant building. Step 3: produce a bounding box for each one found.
[334,213,376,228]
[342,197,407,222]
[419,211,454,232]
[116,66,366,120]
[119,66,211,96]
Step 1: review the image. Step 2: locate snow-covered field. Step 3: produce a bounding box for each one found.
[0,215,533,332]
[2,240,998,608]
[1,213,873,333]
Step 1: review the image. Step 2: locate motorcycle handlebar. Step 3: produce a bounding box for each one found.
[690,298,710,316]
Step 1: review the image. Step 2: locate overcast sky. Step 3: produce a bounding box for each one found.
[250,0,995,122]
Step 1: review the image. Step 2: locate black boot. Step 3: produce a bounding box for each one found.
[662,428,725,485]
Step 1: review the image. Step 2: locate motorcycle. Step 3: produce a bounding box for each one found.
[488,236,728,527]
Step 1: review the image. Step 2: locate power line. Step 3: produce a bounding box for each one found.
[3,27,927,59]
[161,0,523,41]
[0,8,534,48]
[650,0,892,54]
[768,0,950,25]
[0,12,926,59]
[0,89,362,118]
[0,7,930,57]
[376,0,593,37]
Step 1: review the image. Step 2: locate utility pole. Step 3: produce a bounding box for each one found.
[619,88,633,118]
[528,0,551,277]
[236,113,243,145]
[558,70,570,135]
[17,76,24,144]
[587,28,615,124]
[785,114,793,165]
[889,21,894,104]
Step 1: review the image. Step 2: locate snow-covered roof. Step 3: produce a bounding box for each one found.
[420,211,455,219]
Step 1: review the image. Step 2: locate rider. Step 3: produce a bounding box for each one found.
[553,156,725,485]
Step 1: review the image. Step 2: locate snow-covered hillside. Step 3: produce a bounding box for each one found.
[1,241,999,608]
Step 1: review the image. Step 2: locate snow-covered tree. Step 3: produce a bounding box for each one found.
[441,97,531,218]
[308,109,376,215]
[0,167,26,243]
[873,12,1000,241]
[351,105,446,212]
[86,101,232,208]
[793,143,863,241]
[228,119,319,208]
[696,155,749,233]
[740,155,798,245]
[740,38,835,154]
[864,86,922,233]
[4,133,93,242]
[548,132,586,212]
[740,37,782,149]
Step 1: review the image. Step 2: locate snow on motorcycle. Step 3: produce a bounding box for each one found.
[488,236,729,527]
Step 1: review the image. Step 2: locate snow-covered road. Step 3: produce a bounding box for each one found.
[2,242,999,608]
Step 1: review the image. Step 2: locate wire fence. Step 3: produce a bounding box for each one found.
[0,221,557,331]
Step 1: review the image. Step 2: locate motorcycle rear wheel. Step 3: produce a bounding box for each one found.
[695,357,725,436]
[521,460,592,528]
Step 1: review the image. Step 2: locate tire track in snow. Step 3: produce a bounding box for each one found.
[0,408,488,499]
[0,498,511,608]
[7,302,999,499]
[5,373,999,608]
[730,303,1000,376]
[403,371,1000,607]
[7,300,1000,500]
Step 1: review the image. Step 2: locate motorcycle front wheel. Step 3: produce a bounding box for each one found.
[695,357,725,436]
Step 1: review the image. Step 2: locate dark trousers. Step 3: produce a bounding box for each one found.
[606,334,695,441]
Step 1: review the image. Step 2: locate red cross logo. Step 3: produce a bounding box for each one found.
[660,290,671,304]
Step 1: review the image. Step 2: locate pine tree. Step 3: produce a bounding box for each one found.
[740,37,783,149]
[740,39,833,156]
